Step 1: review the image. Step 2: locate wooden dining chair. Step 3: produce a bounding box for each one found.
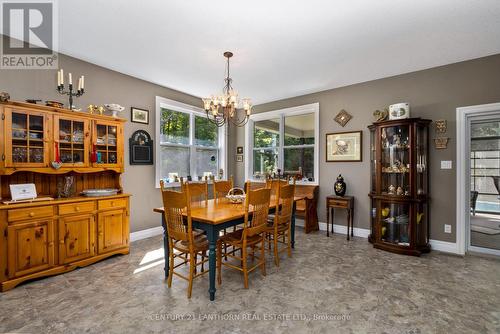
[217,188,271,288]
[212,176,234,199]
[181,177,209,206]
[159,181,209,298]
[244,180,266,193]
[265,179,296,267]
[266,177,289,198]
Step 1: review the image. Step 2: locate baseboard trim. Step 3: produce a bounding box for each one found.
[429,239,460,255]
[130,226,163,242]
[295,219,371,238]
[130,222,461,255]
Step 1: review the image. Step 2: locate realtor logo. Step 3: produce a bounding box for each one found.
[1,0,58,69]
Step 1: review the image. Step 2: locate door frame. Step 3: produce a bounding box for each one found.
[456,102,500,255]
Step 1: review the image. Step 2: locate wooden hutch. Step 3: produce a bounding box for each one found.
[368,118,431,256]
[0,101,130,291]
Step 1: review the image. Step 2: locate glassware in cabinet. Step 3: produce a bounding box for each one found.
[54,116,90,166]
[93,121,122,167]
[6,109,48,166]
[380,124,410,197]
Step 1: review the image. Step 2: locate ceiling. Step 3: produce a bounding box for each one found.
[56,0,500,105]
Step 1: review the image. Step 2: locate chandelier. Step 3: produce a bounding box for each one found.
[202,51,251,127]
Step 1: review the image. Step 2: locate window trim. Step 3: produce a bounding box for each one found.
[155,96,226,188]
[244,103,319,185]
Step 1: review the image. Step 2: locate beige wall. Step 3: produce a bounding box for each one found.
[0,53,201,233]
[234,54,500,243]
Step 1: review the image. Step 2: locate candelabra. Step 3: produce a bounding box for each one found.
[56,69,85,110]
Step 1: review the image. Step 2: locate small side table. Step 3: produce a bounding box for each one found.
[326,195,355,240]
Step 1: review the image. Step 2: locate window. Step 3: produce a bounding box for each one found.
[155,97,225,187]
[245,103,319,183]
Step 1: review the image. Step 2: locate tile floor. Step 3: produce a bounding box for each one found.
[1,229,499,334]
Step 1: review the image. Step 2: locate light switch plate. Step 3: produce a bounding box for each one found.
[444,224,452,233]
[441,160,452,169]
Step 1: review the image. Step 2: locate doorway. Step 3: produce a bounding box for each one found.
[469,118,500,254]
[457,103,500,256]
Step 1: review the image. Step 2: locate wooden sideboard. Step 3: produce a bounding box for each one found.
[0,101,130,291]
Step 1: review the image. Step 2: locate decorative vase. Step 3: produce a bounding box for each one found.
[334,174,346,196]
[56,175,75,198]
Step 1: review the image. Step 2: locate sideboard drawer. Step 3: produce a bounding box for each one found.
[328,199,349,208]
[8,206,53,222]
[59,201,95,215]
[98,198,127,210]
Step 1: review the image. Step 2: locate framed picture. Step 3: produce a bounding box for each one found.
[236,146,243,154]
[131,107,149,124]
[326,131,362,162]
[236,154,243,162]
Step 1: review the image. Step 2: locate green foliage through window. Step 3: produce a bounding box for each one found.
[160,108,189,144]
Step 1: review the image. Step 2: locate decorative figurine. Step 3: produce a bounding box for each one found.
[334,174,346,196]
[393,134,401,147]
[388,184,396,195]
[396,186,404,196]
[0,92,10,102]
[381,207,390,217]
[373,108,389,122]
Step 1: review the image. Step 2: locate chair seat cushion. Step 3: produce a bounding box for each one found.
[174,236,209,252]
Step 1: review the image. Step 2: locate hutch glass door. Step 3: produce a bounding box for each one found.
[55,116,89,167]
[6,109,48,167]
[93,121,121,167]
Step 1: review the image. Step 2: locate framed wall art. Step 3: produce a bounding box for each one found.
[131,107,149,124]
[129,130,153,164]
[326,131,362,162]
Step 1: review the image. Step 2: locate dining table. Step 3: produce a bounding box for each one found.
[153,195,304,301]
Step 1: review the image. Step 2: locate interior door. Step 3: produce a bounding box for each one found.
[7,220,55,278]
[97,209,128,254]
[58,214,95,264]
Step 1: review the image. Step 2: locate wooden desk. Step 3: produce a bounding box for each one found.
[326,195,354,240]
[154,195,303,301]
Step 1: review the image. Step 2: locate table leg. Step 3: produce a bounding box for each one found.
[161,214,169,279]
[326,204,330,237]
[331,208,334,235]
[205,225,218,301]
[346,209,351,241]
[351,208,354,238]
[291,201,296,249]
